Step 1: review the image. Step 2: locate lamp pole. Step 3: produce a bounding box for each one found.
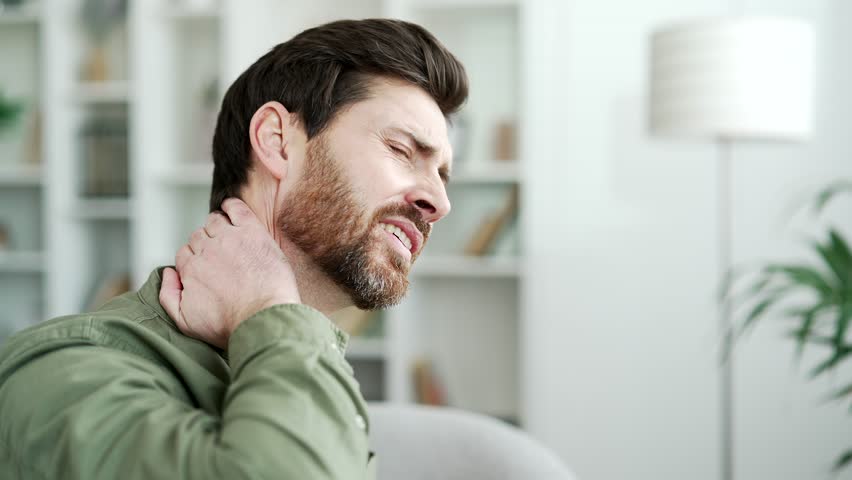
[717,139,734,480]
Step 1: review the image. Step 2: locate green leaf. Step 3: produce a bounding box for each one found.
[785,329,834,346]
[739,295,782,336]
[727,275,775,307]
[788,303,826,358]
[718,263,764,302]
[812,181,852,215]
[826,382,852,402]
[833,304,852,348]
[809,345,852,378]
[0,91,22,132]
[828,228,852,287]
[833,449,852,472]
[765,264,833,297]
[814,234,852,289]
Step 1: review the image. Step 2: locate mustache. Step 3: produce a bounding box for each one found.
[371,202,431,240]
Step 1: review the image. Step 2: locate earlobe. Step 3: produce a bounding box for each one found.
[249,101,290,181]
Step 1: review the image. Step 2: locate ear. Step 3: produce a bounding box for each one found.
[249,101,292,180]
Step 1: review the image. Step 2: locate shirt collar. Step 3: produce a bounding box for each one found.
[135,266,349,356]
[137,266,173,326]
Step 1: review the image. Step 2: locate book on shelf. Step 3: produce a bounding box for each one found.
[463,185,519,256]
[78,106,129,197]
[412,358,447,406]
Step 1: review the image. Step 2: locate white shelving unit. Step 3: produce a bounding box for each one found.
[0,250,44,273]
[2,0,533,427]
[0,0,44,337]
[71,81,131,104]
[0,2,40,25]
[0,165,43,186]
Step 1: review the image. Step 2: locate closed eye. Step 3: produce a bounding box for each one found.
[389,143,411,159]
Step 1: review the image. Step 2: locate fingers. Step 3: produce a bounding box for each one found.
[159,267,186,330]
[189,228,208,256]
[175,244,192,271]
[221,198,257,227]
[204,211,231,237]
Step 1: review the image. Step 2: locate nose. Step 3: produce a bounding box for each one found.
[405,182,451,224]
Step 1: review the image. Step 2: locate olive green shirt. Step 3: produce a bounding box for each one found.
[0,267,376,479]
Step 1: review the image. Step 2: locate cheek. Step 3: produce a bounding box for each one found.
[348,162,411,207]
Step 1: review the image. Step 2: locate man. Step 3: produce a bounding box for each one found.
[0,19,467,479]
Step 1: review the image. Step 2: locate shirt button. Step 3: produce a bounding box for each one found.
[330,342,340,354]
[354,414,366,431]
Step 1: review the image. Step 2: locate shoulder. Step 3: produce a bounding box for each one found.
[0,292,171,386]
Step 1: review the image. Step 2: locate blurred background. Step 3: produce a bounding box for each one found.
[0,0,850,479]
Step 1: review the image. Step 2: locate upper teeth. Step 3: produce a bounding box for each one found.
[380,223,413,251]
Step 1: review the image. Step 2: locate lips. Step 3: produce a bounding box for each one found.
[378,218,424,255]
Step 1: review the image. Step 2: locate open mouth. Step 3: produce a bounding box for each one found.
[379,222,413,251]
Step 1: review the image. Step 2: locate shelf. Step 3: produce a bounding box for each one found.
[452,162,522,184]
[412,255,522,278]
[159,162,522,186]
[0,3,40,25]
[346,337,388,360]
[163,4,221,20]
[72,82,131,104]
[408,0,518,9]
[0,164,42,186]
[0,250,43,273]
[159,163,213,186]
[71,198,131,220]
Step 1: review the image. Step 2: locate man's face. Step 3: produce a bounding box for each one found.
[278,77,453,310]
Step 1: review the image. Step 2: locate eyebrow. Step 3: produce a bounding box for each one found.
[384,126,452,185]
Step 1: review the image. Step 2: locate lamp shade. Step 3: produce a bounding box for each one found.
[649,17,815,141]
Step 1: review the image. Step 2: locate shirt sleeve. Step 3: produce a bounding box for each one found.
[0,304,371,480]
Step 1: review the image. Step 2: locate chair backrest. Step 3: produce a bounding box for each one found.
[367,403,577,480]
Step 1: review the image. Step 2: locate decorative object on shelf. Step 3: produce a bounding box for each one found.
[724,182,852,473]
[493,119,516,162]
[86,272,130,311]
[78,106,129,197]
[447,115,469,164]
[648,17,815,480]
[0,223,9,251]
[0,89,22,135]
[412,358,447,406]
[464,185,519,256]
[79,0,128,82]
[23,109,41,165]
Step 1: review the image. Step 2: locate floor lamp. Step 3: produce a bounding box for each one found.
[648,18,815,480]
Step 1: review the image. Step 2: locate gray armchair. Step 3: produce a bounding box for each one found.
[367,403,577,480]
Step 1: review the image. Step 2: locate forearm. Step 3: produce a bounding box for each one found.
[0,305,370,480]
[218,303,370,477]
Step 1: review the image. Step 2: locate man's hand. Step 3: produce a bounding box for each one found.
[159,198,301,348]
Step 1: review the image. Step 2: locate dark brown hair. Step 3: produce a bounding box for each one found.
[209,18,468,211]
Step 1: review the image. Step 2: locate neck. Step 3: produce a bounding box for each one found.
[240,171,353,317]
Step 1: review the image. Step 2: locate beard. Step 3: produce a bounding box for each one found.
[277,134,430,310]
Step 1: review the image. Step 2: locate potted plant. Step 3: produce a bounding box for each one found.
[0,89,22,134]
[726,181,852,472]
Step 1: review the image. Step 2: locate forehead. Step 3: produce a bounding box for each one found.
[334,77,453,163]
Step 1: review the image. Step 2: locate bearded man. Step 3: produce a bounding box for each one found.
[0,18,467,480]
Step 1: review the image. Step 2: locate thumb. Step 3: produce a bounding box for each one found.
[159,267,187,330]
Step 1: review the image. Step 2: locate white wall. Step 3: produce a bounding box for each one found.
[523,1,852,479]
[732,1,852,479]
